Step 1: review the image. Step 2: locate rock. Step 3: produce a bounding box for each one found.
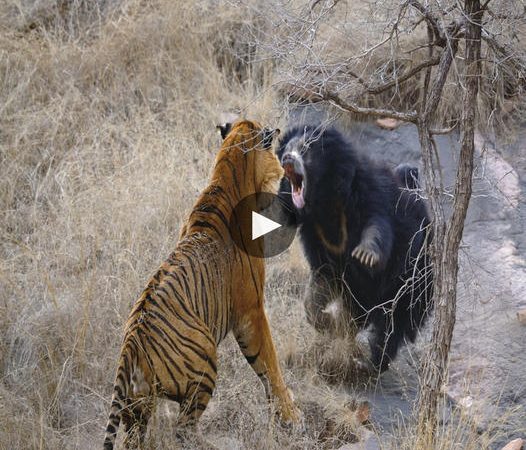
[517,309,526,325]
[376,118,401,130]
[501,438,524,450]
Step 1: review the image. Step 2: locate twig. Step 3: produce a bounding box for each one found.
[423,31,461,120]
[407,0,446,46]
[481,0,493,11]
[485,5,525,20]
[310,0,342,11]
[321,89,418,123]
[310,56,441,97]
[366,56,441,95]
[481,29,526,81]
[283,80,418,123]
[430,122,458,135]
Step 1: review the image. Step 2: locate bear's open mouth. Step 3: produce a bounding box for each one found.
[283,162,305,209]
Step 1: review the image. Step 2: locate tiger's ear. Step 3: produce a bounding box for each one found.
[216,123,232,140]
[262,128,280,149]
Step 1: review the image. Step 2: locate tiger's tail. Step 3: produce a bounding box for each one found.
[103,351,131,450]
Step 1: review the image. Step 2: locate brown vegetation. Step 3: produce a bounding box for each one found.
[1,0,523,449]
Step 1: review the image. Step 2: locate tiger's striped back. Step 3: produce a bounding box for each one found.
[103,119,294,449]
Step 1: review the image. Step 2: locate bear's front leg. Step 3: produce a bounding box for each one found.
[351,216,393,269]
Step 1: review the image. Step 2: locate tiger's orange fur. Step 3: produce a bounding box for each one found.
[103,120,300,449]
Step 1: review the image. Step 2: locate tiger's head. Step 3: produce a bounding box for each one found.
[215,119,283,196]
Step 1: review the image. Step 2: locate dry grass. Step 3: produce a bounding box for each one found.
[0,1,522,449]
[0,1,365,448]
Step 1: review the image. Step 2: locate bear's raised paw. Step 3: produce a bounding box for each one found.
[351,243,381,268]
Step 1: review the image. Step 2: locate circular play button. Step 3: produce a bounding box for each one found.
[229,193,297,258]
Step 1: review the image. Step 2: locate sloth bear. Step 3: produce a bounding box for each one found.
[276,124,433,373]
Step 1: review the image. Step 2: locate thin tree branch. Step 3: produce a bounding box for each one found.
[484,3,526,18]
[321,89,419,123]
[408,0,446,46]
[366,56,442,94]
[481,0,493,10]
[423,36,460,120]
[430,122,458,134]
[421,23,435,113]
[310,0,342,11]
[282,83,419,123]
[481,29,526,81]
[309,56,442,96]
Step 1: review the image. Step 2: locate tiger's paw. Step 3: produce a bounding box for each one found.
[351,242,382,268]
[276,389,303,427]
[278,407,304,433]
[283,404,302,425]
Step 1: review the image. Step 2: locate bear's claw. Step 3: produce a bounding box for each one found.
[351,243,380,268]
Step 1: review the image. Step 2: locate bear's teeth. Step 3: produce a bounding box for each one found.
[292,184,305,209]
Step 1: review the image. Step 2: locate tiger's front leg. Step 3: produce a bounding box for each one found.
[234,307,301,424]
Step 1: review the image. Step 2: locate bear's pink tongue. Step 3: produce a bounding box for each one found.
[292,185,305,209]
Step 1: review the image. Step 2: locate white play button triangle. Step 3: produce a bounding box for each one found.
[252,211,282,240]
[230,193,296,257]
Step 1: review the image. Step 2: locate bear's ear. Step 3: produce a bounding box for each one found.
[262,128,280,149]
[216,123,232,140]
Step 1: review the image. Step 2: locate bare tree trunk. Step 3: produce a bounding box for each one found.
[273,3,494,441]
[417,0,483,442]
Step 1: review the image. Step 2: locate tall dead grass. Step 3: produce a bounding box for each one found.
[0,0,363,448]
[0,0,522,449]
[1,0,270,447]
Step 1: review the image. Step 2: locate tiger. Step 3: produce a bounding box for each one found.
[103,119,300,449]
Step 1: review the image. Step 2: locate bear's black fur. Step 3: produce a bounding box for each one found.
[277,124,433,372]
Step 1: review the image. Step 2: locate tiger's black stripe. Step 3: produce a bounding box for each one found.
[103,120,289,449]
